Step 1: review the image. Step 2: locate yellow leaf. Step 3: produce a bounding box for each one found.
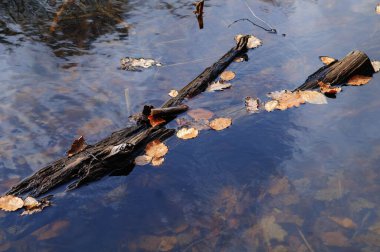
[176,128,199,140]
[168,90,178,98]
[67,136,87,157]
[135,155,153,166]
[145,140,168,158]
[319,56,337,65]
[0,195,24,212]
[220,71,236,81]
[347,75,372,86]
[209,118,232,131]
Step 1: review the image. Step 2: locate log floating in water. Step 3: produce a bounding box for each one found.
[6,36,252,197]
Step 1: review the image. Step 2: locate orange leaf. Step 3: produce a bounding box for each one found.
[0,195,24,212]
[347,75,372,86]
[318,81,342,95]
[319,56,336,65]
[145,140,168,158]
[67,136,87,157]
[176,128,199,140]
[148,115,166,127]
[220,71,236,81]
[209,118,232,131]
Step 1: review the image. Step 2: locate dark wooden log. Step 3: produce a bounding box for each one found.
[295,50,374,91]
[6,36,252,197]
[150,105,189,117]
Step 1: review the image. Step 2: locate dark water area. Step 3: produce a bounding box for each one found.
[1,0,380,251]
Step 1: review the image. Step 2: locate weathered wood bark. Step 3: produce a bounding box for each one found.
[7,36,252,197]
[296,50,374,91]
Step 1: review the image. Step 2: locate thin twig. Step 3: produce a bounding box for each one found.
[297,227,314,252]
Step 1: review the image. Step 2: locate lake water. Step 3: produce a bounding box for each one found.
[1,0,380,251]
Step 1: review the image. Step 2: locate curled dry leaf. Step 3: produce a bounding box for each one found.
[135,155,153,166]
[319,81,342,95]
[187,108,214,120]
[23,197,40,209]
[0,195,24,211]
[328,216,357,229]
[209,118,232,131]
[220,71,236,81]
[372,61,380,73]
[206,81,232,92]
[176,128,199,140]
[245,97,260,112]
[299,90,328,104]
[319,56,337,65]
[235,34,262,49]
[21,196,52,215]
[67,136,87,157]
[145,140,168,158]
[152,157,165,166]
[265,100,279,112]
[168,90,178,98]
[148,115,166,127]
[347,75,372,86]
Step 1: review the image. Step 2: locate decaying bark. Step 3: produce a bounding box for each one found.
[7,35,252,197]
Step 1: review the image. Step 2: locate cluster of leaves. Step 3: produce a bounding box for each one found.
[135,140,169,167]
[0,195,51,215]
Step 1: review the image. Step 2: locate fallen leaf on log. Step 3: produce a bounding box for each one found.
[67,136,87,157]
[23,197,39,209]
[120,57,161,71]
[206,81,232,92]
[176,128,199,140]
[21,196,52,215]
[265,100,279,112]
[220,71,236,81]
[188,108,214,120]
[209,118,232,131]
[146,140,168,158]
[328,216,357,229]
[299,90,328,104]
[152,157,165,167]
[372,61,380,72]
[320,231,350,247]
[319,56,337,65]
[347,75,372,86]
[148,115,166,127]
[135,155,153,166]
[32,220,69,240]
[319,81,342,95]
[168,90,178,98]
[235,34,262,49]
[245,97,260,112]
[0,195,24,211]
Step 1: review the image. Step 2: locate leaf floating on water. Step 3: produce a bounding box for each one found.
[320,231,350,247]
[260,216,287,243]
[347,75,372,86]
[168,90,178,98]
[247,35,263,49]
[148,115,166,127]
[0,195,24,212]
[209,118,232,131]
[135,155,153,166]
[206,81,232,92]
[245,97,260,112]
[220,71,236,81]
[151,157,165,167]
[187,108,214,121]
[146,140,168,158]
[319,56,337,65]
[67,136,87,157]
[120,57,161,71]
[372,61,380,72]
[328,216,357,229]
[319,81,342,95]
[23,197,39,209]
[269,90,305,110]
[265,100,279,112]
[299,90,328,104]
[176,128,199,140]
[377,4,380,14]
[21,196,52,215]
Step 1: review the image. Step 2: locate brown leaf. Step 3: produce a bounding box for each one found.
[319,81,342,95]
[372,61,380,72]
[319,56,337,65]
[176,128,199,140]
[152,157,165,167]
[135,155,153,166]
[0,195,24,212]
[220,71,236,81]
[320,231,350,247]
[209,118,232,131]
[268,90,305,110]
[206,81,232,92]
[265,100,279,112]
[347,75,372,86]
[168,90,178,98]
[145,140,168,158]
[329,216,357,229]
[78,118,113,136]
[148,115,166,127]
[187,108,214,120]
[67,136,87,157]
[245,97,260,112]
[32,220,70,240]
